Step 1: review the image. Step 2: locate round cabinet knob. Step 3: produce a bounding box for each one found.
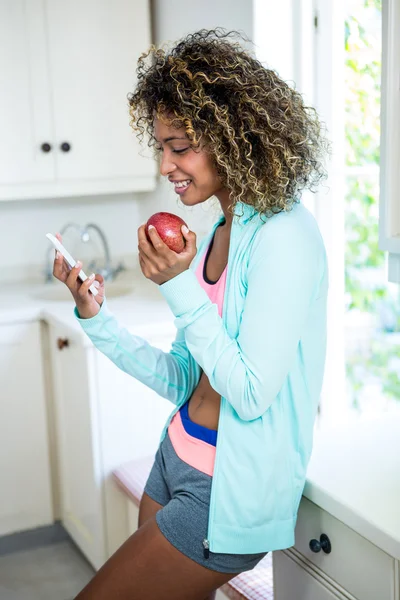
[60,142,71,152]
[309,533,332,554]
[41,142,52,153]
[57,337,69,350]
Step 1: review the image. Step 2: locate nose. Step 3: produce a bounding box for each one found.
[159,150,177,177]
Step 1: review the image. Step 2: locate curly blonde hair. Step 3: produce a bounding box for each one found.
[128,28,330,219]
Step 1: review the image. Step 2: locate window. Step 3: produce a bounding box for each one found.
[344,0,400,418]
[254,0,400,427]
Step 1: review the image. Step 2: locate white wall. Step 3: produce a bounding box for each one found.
[253,0,295,82]
[0,194,143,282]
[152,0,253,47]
[0,1,299,283]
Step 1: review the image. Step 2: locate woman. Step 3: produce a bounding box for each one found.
[54,28,329,600]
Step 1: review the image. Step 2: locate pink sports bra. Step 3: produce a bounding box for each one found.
[167,227,228,476]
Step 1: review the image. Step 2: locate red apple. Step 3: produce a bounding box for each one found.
[145,212,188,253]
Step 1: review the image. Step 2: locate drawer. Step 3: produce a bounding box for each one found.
[294,497,395,600]
[274,550,347,600]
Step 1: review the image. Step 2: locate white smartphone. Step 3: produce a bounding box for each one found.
[46,233,99,296]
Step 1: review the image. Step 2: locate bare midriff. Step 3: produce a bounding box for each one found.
[187,371,222,430]
[187,223,230,431]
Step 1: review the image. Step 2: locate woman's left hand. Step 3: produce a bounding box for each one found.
[137,223,197,285]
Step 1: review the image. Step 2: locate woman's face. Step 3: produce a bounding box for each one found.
[154,116,228,207]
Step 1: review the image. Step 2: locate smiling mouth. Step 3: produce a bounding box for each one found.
[173,179,192,192]
[173,179,191,187]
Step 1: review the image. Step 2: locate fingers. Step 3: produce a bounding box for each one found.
[53,250,64,272]
[52,232,66,281]
[137,223,149,245]
[65,260,83,291]
[76,272,97,299]
[137,223,163,260]
[53,252,69,282]
[54,232,63,261]
[147,225,169,253]
[139,251,153,279]
[137,223,156,252]
[137,224,152,259]
[139,223,169,252]
[138,224,160,258]
[181,226,197,257]
[94,273,104,287]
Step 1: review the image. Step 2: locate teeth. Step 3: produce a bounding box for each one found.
[174,180,191,188]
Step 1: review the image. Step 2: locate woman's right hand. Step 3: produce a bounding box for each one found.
[52,233,105,319]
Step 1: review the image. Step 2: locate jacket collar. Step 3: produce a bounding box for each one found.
[233,201,258,225]
[214,201,259,231]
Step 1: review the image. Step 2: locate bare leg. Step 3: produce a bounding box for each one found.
[139,494,219,600]
[138,491,163,528]
[73,514,235,600]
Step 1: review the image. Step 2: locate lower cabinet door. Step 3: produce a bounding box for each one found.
[49,325,106,570]
[273,550,347,600]
[0,321,53,535]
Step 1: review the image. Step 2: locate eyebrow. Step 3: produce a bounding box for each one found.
[157,136,188,143]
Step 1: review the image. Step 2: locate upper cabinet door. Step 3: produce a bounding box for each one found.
[45,0,154,184]
[0,0,55,186]
[379,0,400,283]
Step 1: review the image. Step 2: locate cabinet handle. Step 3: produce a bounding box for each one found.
[309,533,331,554]
[41,142,52,153]
[60,142,71,152]
[57,337,69,350]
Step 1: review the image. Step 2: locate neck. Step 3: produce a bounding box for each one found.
[216,188,233,229]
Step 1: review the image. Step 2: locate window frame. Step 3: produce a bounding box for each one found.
[310,0,347,427]
[379,0,400,283]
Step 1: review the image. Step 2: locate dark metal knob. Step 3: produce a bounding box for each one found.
[309,533,331,554]
[41,142,52,153]
[57,337,69,350]
[60,142,71,152]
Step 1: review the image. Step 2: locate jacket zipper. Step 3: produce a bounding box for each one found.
[202,538,210,559]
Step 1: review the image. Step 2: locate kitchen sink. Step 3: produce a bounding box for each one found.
[32,281,135,302]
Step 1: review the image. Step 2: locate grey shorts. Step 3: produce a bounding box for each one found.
[143,431,267,574]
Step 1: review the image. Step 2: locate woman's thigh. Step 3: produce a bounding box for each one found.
[138,491,163,528]
[74,515,234,600]
[139,493,218,600]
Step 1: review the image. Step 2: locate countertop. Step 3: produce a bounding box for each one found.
[1,274,400,560]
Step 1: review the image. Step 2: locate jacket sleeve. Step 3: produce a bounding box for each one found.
[74,299,201,406]
[158,216,327,421]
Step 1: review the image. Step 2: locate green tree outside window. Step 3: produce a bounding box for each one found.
[345,0,400,410]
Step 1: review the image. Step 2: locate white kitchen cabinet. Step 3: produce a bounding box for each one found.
[0,321,53,536]
[47,323,106,569]
[379,0,400,283]
[48,321,175,569]
[0,0,156,201]
[273,497,397,600]
[0,0,55,188]
[274,550,347,600]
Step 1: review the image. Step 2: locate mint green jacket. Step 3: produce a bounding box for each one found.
[76,200,328,554]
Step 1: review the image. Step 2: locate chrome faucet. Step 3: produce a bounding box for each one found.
[44,222,125,283]
[84,223,125,281]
